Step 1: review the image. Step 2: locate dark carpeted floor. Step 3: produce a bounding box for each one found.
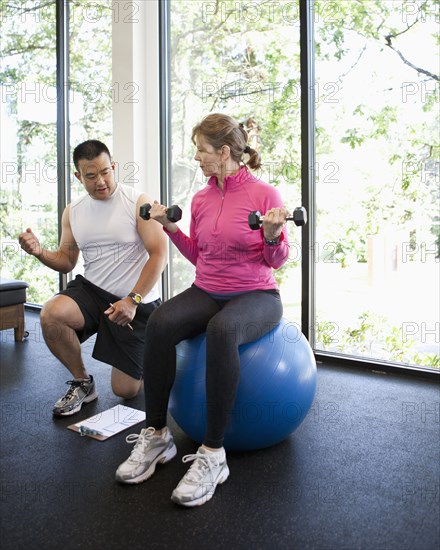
[0,310,439,550]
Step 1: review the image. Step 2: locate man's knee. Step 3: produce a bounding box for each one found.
[40,295,84,331]
[40,298,57,327]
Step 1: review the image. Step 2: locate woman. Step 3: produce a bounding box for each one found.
[116,113,291,507]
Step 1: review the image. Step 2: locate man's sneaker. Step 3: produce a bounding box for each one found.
[115,427,177,484]
[52,375,98,416]
[171,446,229,507]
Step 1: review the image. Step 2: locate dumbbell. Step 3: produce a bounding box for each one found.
[248,206,307,230]
[139,203,182,222]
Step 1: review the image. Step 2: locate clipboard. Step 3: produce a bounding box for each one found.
[68,404,146,441]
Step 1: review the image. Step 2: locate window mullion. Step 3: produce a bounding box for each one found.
[56,0,70,292]
[300,0,316,344]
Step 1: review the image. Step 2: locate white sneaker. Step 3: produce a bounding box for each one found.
[171,446,230,507]
[115,427,177,484]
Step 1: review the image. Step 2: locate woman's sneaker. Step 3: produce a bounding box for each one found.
[52,375,98,416]
[116,427,177,484]
[171,446,229,507]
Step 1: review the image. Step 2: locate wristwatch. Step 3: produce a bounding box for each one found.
[264,237,281,246]
[128,292,143,305]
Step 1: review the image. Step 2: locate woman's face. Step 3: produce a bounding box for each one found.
[194,135,224,178]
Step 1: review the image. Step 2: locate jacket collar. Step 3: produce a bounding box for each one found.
[208,165,250,192]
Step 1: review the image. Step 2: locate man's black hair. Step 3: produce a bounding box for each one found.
[73,140,111,171]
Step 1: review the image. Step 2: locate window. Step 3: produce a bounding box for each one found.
[1,0,58,303]
[1,1,437,372]
[314,0,439,368]
[167,0,302,321]
[69,0,113,201]
[165,0,439,371]
[0,0,113,302]
[69,1,113,279]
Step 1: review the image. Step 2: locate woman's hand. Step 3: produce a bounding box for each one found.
[148,201,178,233]
[262,207,290,241]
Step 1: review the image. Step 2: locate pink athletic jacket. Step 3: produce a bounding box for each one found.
[166,166,290,294]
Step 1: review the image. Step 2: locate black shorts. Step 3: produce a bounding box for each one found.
[58,275,161,380]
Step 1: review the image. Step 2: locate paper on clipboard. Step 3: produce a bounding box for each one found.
[68,404,146,441]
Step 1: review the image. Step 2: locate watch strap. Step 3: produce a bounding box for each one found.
[264,237,281,246]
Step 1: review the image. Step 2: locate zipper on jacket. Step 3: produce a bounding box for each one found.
[213,190,225,232]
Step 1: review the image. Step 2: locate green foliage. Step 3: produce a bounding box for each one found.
[315,0,438,266]
[343,311,386,353]
[317,311,440,369]
[384,326,417,363]
[340,129,365,149]
[411,353,440,368]
[1,0,112,303]
[170,0,302,202]
[316,320,340,348]
[1,189,58,303]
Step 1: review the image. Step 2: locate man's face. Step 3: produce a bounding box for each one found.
[75,152,116,200]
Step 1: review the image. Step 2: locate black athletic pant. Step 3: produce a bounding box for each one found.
[143,284,283,448]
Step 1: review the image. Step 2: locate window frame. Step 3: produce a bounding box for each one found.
[55,0,71,293]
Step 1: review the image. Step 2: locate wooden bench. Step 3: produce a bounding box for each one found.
[0,278,29,341]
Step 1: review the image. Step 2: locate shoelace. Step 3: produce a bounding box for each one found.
[125,427,156,462]
[181,452,222,483]
[60,380,84,402]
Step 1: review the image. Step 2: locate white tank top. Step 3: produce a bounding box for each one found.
[69,183,160,303]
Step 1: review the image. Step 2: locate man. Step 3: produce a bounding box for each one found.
[18,140,167,416]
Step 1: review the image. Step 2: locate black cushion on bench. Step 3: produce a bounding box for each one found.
[0,278,29,307]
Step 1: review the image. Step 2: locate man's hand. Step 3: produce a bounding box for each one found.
[18,228,43,257]
[104,298,137,328]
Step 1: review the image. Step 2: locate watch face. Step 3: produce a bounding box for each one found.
[130,293,142,304]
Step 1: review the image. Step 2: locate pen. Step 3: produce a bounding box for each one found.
[109,303,134,331]
[79,425,104,437]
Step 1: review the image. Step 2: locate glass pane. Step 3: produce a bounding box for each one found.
[168,0,302,322]
[69,1,113,278]
[0,1,113,303]
[314,0,439,368]
[1,0,58,303]
[69,0,113,200]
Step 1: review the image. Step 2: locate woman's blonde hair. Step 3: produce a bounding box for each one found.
[191,113,262,170]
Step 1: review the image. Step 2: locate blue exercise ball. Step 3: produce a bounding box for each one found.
[169,318,317,451]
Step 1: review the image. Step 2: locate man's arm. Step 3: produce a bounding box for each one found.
[104,194,168,326]
[129,194,169,297]
[18,205,80,274]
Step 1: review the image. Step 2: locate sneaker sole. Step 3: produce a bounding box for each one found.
[171,463,230,507]
[52,390,99,417]
[116,443,177,485]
